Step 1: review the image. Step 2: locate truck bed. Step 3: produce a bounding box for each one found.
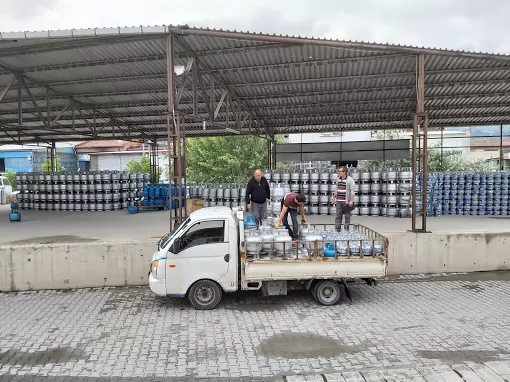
[240,223,388,282]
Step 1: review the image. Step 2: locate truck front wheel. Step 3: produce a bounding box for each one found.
[188,280,223,310]
[314,280,341,306]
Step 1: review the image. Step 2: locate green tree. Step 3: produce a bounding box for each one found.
[5,170,16,190]
[42,157,65,172]
[125,154,162,181]
[186,136,284,183]
[361,129,491,172]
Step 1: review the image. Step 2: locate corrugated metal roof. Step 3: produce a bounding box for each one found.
[0,25,509,143]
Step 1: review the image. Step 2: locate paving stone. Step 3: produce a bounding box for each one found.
[1,277,510,380]
[286,376,324,382]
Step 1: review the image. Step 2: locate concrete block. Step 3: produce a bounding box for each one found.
[0,241,155,292]
[387,231,510,275]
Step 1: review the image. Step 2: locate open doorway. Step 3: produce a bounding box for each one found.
[0,158,5,172]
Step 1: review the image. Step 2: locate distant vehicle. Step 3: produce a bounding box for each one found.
[148,206,388,310]
[0,176,13,196]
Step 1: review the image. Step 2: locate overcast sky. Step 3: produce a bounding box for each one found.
[1,0,509,54]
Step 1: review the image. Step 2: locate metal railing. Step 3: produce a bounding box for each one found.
[241,223,388,262]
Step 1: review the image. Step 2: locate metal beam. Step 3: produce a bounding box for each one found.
[175,57,194,105]
[5,76,510,107]
[21,54,168,73]
[0,75,15,103]
[20,77,48,127]
[50,101,70,127]
[195,65,214,121]
[173,35,264,133]
[171,27,510,62]
[17,75,22,143]
[167,32,176,231]
[175,42,298,59]
[0,34,165,58]
[192,66,198,116]
[3,107,510,133]
[204,53,413,75]
[0,61,136,142]
[5,100,510,125]
[28,63,508,90]
[214,90,227,120]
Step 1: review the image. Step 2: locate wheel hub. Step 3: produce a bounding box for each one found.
[196,286,213,303]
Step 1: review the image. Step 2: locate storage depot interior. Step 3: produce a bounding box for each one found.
[1,25,510,232]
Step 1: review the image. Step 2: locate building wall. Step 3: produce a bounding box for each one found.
[400,131,470,156]
[286,131,372,143]
[0,151,33,172]
[91,153,143,171]
[32,150,78,172]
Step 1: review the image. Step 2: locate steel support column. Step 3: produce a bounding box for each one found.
[500,124,504,170]
[411,53,429,233]
[51,141,56,172]
[149,142,159,183]
[168,114,186,225]
[440,127,444,171]
[267,138,271,169]
[166,32,176,231]
[17,74,22,143]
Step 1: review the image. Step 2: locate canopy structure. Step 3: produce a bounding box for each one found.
[0,25,509,145]
[1,25,509,232]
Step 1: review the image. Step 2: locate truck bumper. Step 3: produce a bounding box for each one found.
[148,273,166,296]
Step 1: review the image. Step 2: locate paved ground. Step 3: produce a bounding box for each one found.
[1,204,510,245]
[1,273,510,381]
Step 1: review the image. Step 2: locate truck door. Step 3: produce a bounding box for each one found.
[166,219,230,296]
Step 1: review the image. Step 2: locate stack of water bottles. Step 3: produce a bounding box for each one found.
[322,228,385,258]
[430,171,510,216]
[142,183,186,210]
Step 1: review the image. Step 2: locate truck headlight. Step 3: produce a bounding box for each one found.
[151,260,159,278]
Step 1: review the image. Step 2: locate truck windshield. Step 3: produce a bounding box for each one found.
[158,217,190,250]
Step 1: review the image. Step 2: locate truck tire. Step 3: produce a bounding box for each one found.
[188,280,222,310]
[314,280,341,306]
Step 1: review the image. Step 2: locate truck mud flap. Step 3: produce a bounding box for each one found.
[341,279,352,303]
[341,278,377,304]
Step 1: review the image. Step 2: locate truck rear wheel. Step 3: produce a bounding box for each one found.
[188,280,222,310]
[314,280,341,306]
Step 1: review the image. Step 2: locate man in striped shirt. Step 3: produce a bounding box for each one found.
[332,166,356,229]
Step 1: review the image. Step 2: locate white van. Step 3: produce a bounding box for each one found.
[0,176,13,195]
[149,206,388,310]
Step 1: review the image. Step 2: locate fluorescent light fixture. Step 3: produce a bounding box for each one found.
[174,65,185,76]
[225,128,240,135]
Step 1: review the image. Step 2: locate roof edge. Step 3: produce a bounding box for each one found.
[0,23,508,60]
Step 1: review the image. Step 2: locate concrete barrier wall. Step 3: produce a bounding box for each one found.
[0,241,156,292]
[387,231,510,275]
[1,232,509,292]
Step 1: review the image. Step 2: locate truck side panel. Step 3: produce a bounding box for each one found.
[243,259,386,282]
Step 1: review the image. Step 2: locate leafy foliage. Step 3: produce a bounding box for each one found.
[42,157,65,172]
[186,136,285,183]
[361,130,492,172]
[125,154,162,181]
[5,170,16,190]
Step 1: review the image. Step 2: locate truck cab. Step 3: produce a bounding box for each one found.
[149,207,239,309]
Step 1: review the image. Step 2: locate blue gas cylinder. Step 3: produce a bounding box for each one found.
[128,205,138,214]
[9,202,21,223]
[323,243,336,258]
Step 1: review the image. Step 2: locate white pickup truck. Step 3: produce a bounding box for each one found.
[149,206,388,310]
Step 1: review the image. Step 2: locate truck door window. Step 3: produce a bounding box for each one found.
[177,220,225,252]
